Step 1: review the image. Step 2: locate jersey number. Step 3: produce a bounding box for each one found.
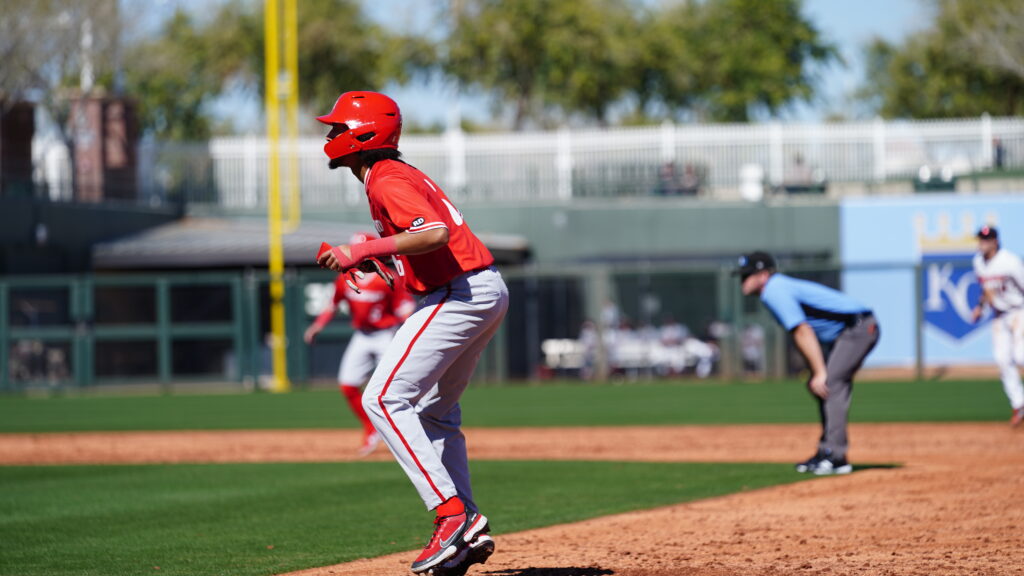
[423,178,465,226]
[442,199,464,226]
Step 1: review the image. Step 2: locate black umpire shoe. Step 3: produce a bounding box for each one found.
[812,456,853,475]
[794,451,825,473]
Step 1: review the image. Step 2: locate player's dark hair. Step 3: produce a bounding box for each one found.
[359,148,404,167]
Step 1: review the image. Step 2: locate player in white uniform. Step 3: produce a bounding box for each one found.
[971,225,1024,427]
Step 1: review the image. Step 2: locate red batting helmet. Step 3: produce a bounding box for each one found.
[316,91,402,161]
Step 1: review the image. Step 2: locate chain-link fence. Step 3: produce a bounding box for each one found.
[3,259,985,393]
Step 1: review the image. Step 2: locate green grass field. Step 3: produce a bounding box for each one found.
[0,378,1006,576]
[0,378,1009,433]
[0,461,806,576]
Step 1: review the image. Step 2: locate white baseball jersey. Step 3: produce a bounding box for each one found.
[973,249,1024,314]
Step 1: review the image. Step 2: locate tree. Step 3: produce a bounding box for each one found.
[445,0,640,129]
[0,0,124,199]
[629,1,704,120]
[122,9,225,140]
[861,0,1024,118]
[683,0,838,122]
[946,0,1024,81]
[442,0,836,127]
[121,0,431,140]
[0,0,121,110]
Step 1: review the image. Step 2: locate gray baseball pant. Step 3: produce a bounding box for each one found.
[818,315,880,460]
[362,267,508,511]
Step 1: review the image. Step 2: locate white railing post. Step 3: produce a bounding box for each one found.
[556,126,573,200]
[769,122,783,186]
[445,113,467,198]
[660,120,676,164]
[873,116,887,182]
[244,135,259,208]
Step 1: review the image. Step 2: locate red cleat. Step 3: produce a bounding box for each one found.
[428,530,495,576]
[410,511,468,573]
[1011,407,1024,428]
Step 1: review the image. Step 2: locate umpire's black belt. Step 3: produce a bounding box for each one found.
[845,311,874,328]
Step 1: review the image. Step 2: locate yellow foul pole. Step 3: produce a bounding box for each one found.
[284,0,302,232]
[265,0,290,392]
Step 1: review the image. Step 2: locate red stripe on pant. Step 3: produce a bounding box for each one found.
[377,287,452,502]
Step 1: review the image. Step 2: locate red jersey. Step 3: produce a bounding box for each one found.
[312,270,414,332]
[364,160,494,294]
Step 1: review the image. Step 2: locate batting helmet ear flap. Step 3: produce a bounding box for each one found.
[324,132,362,162]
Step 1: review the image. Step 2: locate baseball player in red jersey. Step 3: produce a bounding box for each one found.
[315,91,508,576]
[305,232,415,456]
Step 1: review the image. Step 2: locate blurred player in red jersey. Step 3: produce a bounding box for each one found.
[315,91,508,576]
[305,231,414,457]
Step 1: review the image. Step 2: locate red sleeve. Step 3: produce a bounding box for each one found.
[373,175,446,234]
[311,274,347,330]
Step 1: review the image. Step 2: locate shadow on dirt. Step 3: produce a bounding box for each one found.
[484,568,614,576]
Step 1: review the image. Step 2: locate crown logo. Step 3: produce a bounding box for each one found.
[914,211,997,254]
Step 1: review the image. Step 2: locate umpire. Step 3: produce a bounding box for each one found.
[736,251,880,475]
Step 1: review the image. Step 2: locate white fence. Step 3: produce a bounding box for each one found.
[37,115,1024,206]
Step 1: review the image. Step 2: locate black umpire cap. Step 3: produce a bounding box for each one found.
[977,225,998,240]
[735,251,776,280]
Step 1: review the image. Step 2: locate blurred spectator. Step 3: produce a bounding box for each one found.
[782,153,826,193]
[659,315,689,346]
[683,337,716,379]
[8,340,68,385]
[740,323,766,375]
[994,138,1005,171]
[784,153,814,186]
[704,318,731,343]
[679,163,701,195]
[601,300,620,329]
[556,315,718,380]
[637,321,660,345]
[655,161,702,196]
[655,162,683,195]
[578,319,599,380]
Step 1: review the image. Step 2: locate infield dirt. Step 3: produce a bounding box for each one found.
[2,423,1022,575]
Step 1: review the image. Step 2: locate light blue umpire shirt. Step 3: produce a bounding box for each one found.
[760,273,872,344]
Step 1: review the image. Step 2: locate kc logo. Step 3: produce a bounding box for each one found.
[915,211,996,341]
[922,257,985,340]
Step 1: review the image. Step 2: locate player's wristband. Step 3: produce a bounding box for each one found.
[349,236,398,262]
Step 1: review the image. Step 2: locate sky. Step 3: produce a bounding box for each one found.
[153,0,932,129]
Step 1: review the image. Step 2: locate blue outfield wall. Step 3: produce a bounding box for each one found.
[840,193,1024,368]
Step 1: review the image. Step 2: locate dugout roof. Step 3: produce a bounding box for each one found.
[92,217,531,270]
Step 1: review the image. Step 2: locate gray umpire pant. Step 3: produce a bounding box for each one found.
[818,315,880,460]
